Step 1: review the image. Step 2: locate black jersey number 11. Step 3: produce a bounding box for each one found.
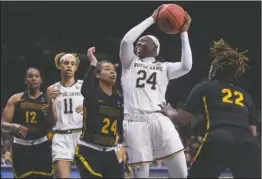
[64,98,73,114]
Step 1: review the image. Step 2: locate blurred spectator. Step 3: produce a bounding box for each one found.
[1,149,12,166]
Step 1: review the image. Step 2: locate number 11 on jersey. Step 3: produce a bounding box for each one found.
[64,98,73,114]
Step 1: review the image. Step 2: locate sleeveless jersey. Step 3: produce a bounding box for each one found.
[121,58,169,116]
[52,80,84,130]
[13,92,48,140]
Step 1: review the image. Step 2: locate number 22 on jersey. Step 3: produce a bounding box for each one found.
[222,88,244,107]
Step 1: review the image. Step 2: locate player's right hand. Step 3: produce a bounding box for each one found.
[87,47,98,66]
[14,124,28,138]
[180,12,192,32]
[152,5,164,22]
[50,88,61,100]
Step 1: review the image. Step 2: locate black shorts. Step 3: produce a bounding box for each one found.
[188,126,261,178]
[12,141,53,178]
[75,144,124,178]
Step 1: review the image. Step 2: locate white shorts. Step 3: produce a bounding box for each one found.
[123,113,184,165]
[52,132,81,162]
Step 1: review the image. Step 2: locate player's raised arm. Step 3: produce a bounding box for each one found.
[166,12,192,80]
[119,6,164,69]
[81,47,98,99]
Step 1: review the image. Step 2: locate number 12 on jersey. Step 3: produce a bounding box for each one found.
[136,70,157,90]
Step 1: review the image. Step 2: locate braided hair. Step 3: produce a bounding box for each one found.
[210,39,249,81]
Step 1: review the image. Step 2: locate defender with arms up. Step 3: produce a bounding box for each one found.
[75,47,124,178]
[119,5,192,178]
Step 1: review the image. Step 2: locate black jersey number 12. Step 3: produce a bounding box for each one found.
[64,98,73,114]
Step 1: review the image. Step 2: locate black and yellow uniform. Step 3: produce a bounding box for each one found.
[12,92,53,178]
[75,65,124,178]
[181,80,260,178]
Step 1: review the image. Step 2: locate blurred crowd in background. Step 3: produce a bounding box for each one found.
[1,1,261,168]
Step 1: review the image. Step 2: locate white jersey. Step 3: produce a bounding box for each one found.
[121,58,169,115]
[52,80,84,130]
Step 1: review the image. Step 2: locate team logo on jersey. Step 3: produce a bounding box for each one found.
[116,100,122,108]
[40,97,46,102]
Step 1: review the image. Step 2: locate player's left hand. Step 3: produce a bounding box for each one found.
[87,47,98,66]
[75,104,83,115]
[180,12,192,32]
[158,102,176,118]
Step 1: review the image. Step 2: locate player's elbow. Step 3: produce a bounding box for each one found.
[182,59,192,72]
[120,38,130,51]
[182,64,192,74]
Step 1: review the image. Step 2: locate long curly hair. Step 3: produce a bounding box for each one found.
[210,39,249,81]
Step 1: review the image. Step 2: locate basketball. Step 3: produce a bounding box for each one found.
[156,4,186,34]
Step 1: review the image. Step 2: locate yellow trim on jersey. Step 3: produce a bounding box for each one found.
[74,145,103,178]
[11,143,54,178]
[12,165,54,178]
[191,96,210,165]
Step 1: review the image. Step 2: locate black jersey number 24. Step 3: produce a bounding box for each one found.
[64,98,73,114]
[136,70,157,90]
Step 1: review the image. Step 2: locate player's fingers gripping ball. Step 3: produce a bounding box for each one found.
[155,3,186,34]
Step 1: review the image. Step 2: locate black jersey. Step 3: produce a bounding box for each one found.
[13,92,49,140]
[80,65,123,147]
[182,80,256,131]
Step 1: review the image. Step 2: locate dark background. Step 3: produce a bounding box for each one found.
[1,1,261,110]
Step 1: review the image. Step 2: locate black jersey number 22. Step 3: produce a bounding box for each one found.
[136,70,157,90]
[222,88,244,107]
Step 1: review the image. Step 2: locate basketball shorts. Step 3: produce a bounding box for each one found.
[52,132,81,162]
[12,140,53,178]
[75,143,124,178]
[123,112,184,165]
[188,126,261,178]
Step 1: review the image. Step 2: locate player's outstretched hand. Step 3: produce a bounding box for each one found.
[87,47,98,66]
[14,124,28,138]
[75,104,83,115]
[152,4,164,22]
[158,102,176,118]
[181,12,192,32]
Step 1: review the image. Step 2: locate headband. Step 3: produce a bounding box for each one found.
[147,35,160,55]
[60,53,76,63]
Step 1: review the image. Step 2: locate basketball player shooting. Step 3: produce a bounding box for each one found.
[119,5,192,178]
